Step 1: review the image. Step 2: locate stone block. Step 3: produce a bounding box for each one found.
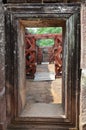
[0,4,6,130]
[80,70,86,130]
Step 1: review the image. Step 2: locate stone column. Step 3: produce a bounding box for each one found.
[80,3,86,130]
[0,1,6,130]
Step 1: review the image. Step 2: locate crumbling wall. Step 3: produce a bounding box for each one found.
[0,2,6,130]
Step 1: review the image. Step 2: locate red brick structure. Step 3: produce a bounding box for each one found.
[25,35,36,78]
[25,34,62,77]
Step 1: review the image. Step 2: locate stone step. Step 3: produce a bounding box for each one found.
[36,63,55,73]
[34,72,55,81]
[34,64,55,81]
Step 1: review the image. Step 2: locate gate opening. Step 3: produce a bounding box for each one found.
[5,4,80,129]
[20,27,63,117]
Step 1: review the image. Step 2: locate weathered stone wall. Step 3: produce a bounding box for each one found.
[7,0,42,3]
[80,3,86,130]
[0,1,86,130]
[0,2,6,130]
[6,0,80,3]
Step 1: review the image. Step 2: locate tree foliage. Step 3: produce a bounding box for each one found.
[36,39,54,47]
[26,27,62,46]
[36,27,62,34]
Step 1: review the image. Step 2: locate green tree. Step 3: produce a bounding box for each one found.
[36,39,54,47]
[26,27,62,34]
[26,27,62,46]
[36,27,62,34]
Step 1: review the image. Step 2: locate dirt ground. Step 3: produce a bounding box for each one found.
[26,64,62,104]
[20,79,62,117]
[20,64,63,117]
[26,78,62,104]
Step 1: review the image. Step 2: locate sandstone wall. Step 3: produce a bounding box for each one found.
[0,1,86,130]
[0,2,6,130]
[80,3,86,130]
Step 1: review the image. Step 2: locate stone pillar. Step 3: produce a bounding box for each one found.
[0,2,6,130]
[80,3,86,130]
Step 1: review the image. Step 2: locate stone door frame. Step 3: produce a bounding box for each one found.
[5,3,80,130]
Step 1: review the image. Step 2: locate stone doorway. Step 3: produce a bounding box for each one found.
[23,27,63,117]
[25,31,62,79]
[5,4,80,130]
